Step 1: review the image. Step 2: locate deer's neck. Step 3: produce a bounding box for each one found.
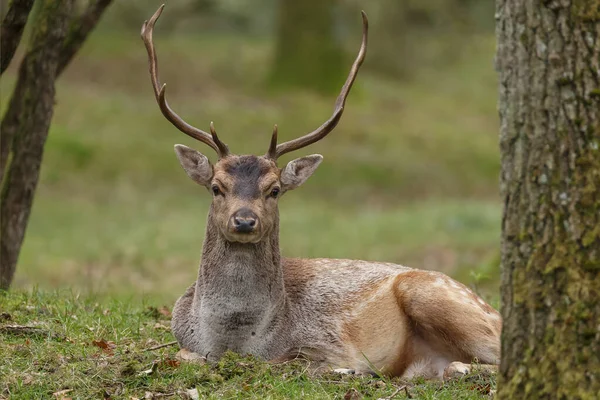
[194,210,286,327]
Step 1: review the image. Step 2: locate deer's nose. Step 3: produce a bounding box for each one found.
[231,208,258,233]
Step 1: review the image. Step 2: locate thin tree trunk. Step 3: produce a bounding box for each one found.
[496,0,600,398]
[1,0,113,183]
[56,0,112,76]
[0,0,114,290]
[270,0,344,94]
[0,0,35,75]
[0,0,73,290]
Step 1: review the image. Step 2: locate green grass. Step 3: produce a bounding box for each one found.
[0,291,497,399]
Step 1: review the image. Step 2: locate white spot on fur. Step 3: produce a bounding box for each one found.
[488,312,501,320]
[448,280,460,289]
[433,277,445,287]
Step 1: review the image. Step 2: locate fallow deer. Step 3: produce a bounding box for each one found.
[141,5,501,379]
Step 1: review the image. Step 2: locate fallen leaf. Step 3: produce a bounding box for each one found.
[92,339,116,350]
[92,339,116,355]
[103,309,111,316]
[344,388,362,400]
[186,388,200,400]
[137,361,159,377]
[153,322,170,331]
[161,358,180,368]
[21,374,34,385]
[0,312,12,321]
[53,389,73,399]
[158,306,172,318]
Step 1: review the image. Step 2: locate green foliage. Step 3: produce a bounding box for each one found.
[0,290,497,399]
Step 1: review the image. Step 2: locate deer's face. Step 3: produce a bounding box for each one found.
[143,3,366,243]
[174,146,322,243]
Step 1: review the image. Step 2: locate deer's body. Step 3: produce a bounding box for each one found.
[170,157,501,379]
[141,5,501,380]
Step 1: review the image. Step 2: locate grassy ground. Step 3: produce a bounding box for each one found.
[0,291,497,399]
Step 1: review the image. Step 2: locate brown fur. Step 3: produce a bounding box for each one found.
[170,150,501,379]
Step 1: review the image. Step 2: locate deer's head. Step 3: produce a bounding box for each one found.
[141,5,367,244]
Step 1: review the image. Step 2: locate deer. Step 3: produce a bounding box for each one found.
[141,5,501,380]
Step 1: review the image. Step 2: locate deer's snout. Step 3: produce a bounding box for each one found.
[230,208,259,234]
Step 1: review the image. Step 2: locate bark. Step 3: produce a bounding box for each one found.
[496,0,600,399]
[270,0,345,94]
[56,0,112,76]
[1,0,113,182]
[0,0,35,75]
[0,0,113,290]
[0,0,73,290]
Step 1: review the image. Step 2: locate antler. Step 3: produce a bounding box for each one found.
[266,11,368,160]
[141,4,229,158]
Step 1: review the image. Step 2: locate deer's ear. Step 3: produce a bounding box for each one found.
[280,154,323,192]
[174,144,213,187]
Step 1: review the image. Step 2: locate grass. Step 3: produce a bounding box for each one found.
[0,290,497,399]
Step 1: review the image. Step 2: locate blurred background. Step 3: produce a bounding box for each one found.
[0,0,500,303]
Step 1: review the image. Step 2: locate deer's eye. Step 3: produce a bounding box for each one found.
[212,185,222,196]
[270,187,280,198]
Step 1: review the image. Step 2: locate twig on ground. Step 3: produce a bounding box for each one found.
[378,385,408,400]
[144,340,178,351]
[0,324,61,339]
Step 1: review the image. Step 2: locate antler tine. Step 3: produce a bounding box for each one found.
[266,125,278,159]
[271,11,368,160]
[141,4,228,158]
[209,122,230,157]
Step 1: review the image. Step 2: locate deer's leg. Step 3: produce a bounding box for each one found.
[171,283,199,353]
[443,361,498,380]
[393,271,501,379]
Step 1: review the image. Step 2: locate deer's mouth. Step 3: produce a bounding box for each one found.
[223,230,263,244]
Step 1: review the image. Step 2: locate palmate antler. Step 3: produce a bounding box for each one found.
[142,5,368,161]
[141,4,229,158]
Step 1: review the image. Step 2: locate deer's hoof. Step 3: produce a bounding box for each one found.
[443,361,471,380]
[176,348,206,364]
[333,368,356,375]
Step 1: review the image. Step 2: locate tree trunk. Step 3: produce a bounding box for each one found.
[270,0,344,94]
[0,0,113,290]
[496,0,600,398]
[0,0,73,290]
[1,0,113,183]
[0,0,35,75]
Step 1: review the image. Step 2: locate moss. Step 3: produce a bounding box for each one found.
[589,89,600,99]
[519,32,528,47]
[573,0,600,21]
[556,76,574,86]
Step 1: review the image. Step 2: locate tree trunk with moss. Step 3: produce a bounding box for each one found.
[270,0,344,94]
[0,0,112,290]
[496,0,600,398]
